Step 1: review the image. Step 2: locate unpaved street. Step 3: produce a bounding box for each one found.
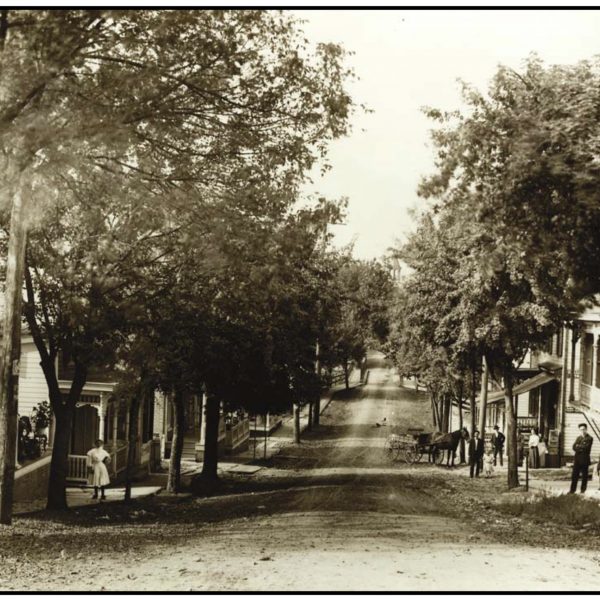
[2,352,600,591]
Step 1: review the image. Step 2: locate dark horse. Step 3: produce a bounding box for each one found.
[429,427,470,467]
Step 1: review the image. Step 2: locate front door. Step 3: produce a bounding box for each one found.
[541,380,559,437]
[71,404,99,455]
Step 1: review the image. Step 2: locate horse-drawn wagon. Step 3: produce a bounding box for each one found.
[383,430,443,464]
[383,427,470,466]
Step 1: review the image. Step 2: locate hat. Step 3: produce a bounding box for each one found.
[493,425,499,430]
[578,422,588,428]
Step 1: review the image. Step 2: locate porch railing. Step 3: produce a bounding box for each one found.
[67,454,88,484]
[112,442,129,475]
[225,420,250,450]
[67,442,131,484]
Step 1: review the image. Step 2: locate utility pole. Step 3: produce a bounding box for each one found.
[0,176,30,525]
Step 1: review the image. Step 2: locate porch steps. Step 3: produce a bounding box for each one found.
[181,438,197,462]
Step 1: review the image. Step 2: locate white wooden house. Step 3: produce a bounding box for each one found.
[13,333,157,502]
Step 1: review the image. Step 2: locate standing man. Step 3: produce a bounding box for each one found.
[469,430,484,478]
[570,423,593,494]
[491,425,505,467]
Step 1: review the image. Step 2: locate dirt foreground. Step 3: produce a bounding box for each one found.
[2,353,600,591]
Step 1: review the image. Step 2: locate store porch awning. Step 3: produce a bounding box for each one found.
[487,371,558,404]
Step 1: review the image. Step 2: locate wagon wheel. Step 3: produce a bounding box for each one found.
[383,437,396,461]
[393,446,404,463]
[403,444,417,465]
[415,447,425,462]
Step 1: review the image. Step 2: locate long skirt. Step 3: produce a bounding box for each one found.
[91,462,110,487]
[528,446,539,469]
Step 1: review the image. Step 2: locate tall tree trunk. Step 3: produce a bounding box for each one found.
[46,402,73,510]
[343,360,350,390]
[458,381,465,463]
[314,339,321,426]
[46,364,87,510]
[431,393,439,429]
[478,354,489,436]
[442,394,451,433]
[314,396,321,427]
[200,394,220,480]
[470,359,477,435]
[0,178,29,524]
[312,398,321,427]
[503,369,519,489]
[307,400,313,430]
[124,386,143,502]
[166,391,185,493]
[293,402,301,444]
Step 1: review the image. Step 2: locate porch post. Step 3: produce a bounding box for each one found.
[199,392,207,445]
[125,407,130,443]
[97,394,107,442]
[112,402,118,475]
[137,398,143,464]
[569,322,580,404]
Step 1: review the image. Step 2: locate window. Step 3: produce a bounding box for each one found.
[528,388,540,417]
[581,333,594,386]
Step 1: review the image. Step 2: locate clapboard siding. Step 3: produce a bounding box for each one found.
[18,341,50,417]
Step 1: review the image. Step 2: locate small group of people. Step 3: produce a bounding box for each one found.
[467,422,598,492]
[525,427,549,469]
[468,425,504,478]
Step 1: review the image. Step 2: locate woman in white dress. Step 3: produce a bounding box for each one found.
[528,428,540,469]
[87,439,111,500]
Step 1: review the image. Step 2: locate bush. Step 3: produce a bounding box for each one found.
[497,491,600,528]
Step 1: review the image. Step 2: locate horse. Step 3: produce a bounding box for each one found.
[429,427,470,467]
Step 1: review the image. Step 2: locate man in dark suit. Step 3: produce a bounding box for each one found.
[491,425,505,466]
[570,423,593,493]
[469,430,484,478]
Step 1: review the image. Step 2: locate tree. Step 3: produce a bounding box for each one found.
[321,257,394,390]
[385,214,481,440]
[415,60,590,485]
[1,9,357,511]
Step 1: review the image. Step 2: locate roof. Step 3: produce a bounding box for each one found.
[487,371,558,404]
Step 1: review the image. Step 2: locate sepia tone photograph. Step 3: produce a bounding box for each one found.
[0,2,599,593]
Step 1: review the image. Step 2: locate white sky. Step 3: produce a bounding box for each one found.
[299,9,600,259]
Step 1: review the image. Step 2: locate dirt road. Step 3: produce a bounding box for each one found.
[3,352,600,591]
